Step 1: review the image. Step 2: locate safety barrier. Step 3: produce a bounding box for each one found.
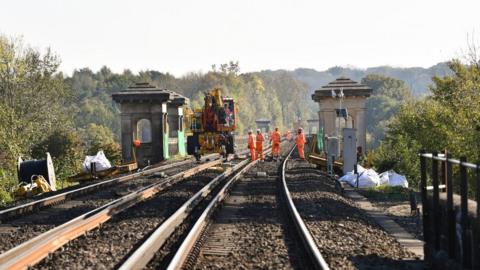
[419,151,479,269]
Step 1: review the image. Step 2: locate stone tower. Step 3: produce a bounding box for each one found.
[311,77,372,151]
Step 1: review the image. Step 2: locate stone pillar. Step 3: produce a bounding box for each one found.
[151,104,164,161]
[356,110,366,151]
[120,112,133,162]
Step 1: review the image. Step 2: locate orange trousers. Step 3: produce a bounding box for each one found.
[250,148,256,161]
[297,144,305,159]
[256,144,264,160]
[272,143,280,157]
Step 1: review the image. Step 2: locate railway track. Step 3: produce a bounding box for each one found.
[0,155,222,253]
[0,154,219,222]
[1,141,420,270]
[141,143,324,270]
[0,155,226,269]
[284,158,424,270]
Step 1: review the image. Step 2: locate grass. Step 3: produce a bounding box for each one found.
[358,185,414,202]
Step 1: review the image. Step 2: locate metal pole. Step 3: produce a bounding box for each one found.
[475,163,480,269]
[432,151,440,250]
[460,157,471,268]
[354,162,358,189]
[446,153,455,259]
[419,150,430,259]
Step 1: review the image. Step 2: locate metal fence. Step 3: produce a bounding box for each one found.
[419,150,479,269]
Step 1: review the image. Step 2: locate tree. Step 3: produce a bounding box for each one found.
[361,74,412,148]
[0,35,72,164]
[31,130,83,188]
[373,59,480,190]
[79,123,121,165]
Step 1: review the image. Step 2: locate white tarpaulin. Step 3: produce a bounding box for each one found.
[339,165,379,188]
[82,151,112,172]
[379,170,408,188]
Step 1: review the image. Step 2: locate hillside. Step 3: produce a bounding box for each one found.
[289,62,452,96]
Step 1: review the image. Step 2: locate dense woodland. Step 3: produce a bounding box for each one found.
[1,34,478,204]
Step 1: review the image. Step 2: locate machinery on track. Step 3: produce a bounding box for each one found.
[186,88,236,160]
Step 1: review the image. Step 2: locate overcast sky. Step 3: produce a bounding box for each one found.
[1,0,478,76]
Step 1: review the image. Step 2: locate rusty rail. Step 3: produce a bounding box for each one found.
[0,154,219,222]
[118,158,251,270]
[0,158,222,270]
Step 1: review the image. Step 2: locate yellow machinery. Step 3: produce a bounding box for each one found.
[186,88,236,160]
[14,175,53,199]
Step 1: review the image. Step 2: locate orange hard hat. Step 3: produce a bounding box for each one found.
[133,139,141,148]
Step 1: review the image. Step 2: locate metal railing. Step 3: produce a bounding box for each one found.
[419,150,480,269]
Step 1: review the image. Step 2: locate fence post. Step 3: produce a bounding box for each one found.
[446,153,455,259]
[442,150,447,187]
[475,164,480,269]
[460,157,471,268]
[432,152,440,250]
[420,150,430,258]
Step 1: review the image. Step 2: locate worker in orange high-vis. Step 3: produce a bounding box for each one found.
[295,128,306,159]
[248,130,256,161]
[270,127,281,161]
[256,129,265,161]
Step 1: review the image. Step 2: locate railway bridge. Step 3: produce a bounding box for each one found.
[0,79,477,270]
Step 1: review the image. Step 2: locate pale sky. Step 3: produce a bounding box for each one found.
[1,0,479,76]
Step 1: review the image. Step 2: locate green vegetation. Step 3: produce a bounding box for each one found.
[67,61,316,134]
[372,58,480,192]
[0,36,76,203]
[361,74,413,148]
[358,185,413,202]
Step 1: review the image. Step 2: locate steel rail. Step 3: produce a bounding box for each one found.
[281,146,330,270]
[166,147,273,270]
[0,154,219,222]
[118,158,251,270]
[120,144,277,269]
[0,158,223,270]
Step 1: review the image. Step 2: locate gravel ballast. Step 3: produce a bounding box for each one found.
[285,160,425,270]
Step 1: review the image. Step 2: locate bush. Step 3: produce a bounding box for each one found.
[360,185,413,202]
[0,169,15,206]
[31,130,83,189]
[371,134,421,190]
[79,123,122,165]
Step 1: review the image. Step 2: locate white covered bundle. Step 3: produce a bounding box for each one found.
[339,165,380,188]
[82,151,112,172]
[378,170,408,188]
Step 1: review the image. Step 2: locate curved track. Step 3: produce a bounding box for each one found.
[1,141,420,270]
[162,143,325,270]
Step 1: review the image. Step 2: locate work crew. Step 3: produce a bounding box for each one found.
[270,127,281,160]
[256,129,265,161]
[295,128,306,159]
[248,130,256,161]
